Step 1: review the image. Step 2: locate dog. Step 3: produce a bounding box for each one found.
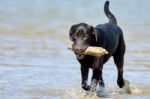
[69,1,126,96]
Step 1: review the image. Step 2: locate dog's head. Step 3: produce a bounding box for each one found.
[69,23,99,59]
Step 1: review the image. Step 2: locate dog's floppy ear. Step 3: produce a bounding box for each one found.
[90,26,99,42]
[69,24,77,41]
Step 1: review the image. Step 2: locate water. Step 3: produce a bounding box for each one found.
[0,0,150,99]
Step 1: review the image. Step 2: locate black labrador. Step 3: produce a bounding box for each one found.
[69,1,126,94]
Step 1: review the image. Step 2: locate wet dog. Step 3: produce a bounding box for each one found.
[69,1,126,96]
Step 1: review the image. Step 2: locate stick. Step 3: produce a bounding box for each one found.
[68,45,108,57]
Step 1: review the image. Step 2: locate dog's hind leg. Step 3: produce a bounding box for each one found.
[113,37,126,88]
[113,55,125,88]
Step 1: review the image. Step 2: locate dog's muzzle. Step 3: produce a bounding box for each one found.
[72,45,87,59]
[75,54,85,59]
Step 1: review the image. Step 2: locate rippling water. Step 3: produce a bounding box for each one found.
[0,0,150,99]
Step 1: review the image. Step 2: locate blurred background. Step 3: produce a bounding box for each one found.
[0,0,149,99]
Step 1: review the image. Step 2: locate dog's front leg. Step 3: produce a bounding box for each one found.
[90,57,103,92]
[92,57,109,97]
[81,66,90,91]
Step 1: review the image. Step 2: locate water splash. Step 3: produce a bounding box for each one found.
[60,80,150,99]
[61,88,98,99]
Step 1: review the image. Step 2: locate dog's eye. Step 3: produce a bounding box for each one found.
[85,34,89,38]
[72,33,77,39]
[84,34,89,40]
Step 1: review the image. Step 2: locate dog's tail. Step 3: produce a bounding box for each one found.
[104,1,117,25]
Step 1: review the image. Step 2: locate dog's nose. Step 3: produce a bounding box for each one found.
[75,47,85,53]
[76,48,84,52]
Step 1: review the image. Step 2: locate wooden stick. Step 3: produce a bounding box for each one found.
[68,45,108,57]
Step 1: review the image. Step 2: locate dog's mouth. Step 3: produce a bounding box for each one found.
[72,46,86,59]
[75,54,85,59]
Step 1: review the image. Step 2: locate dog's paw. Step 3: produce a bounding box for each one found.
[96,86,109,97]
[82,84,91,91]
[117,80,131,94]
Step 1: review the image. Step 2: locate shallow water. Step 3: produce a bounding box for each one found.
[0,0,150,99]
